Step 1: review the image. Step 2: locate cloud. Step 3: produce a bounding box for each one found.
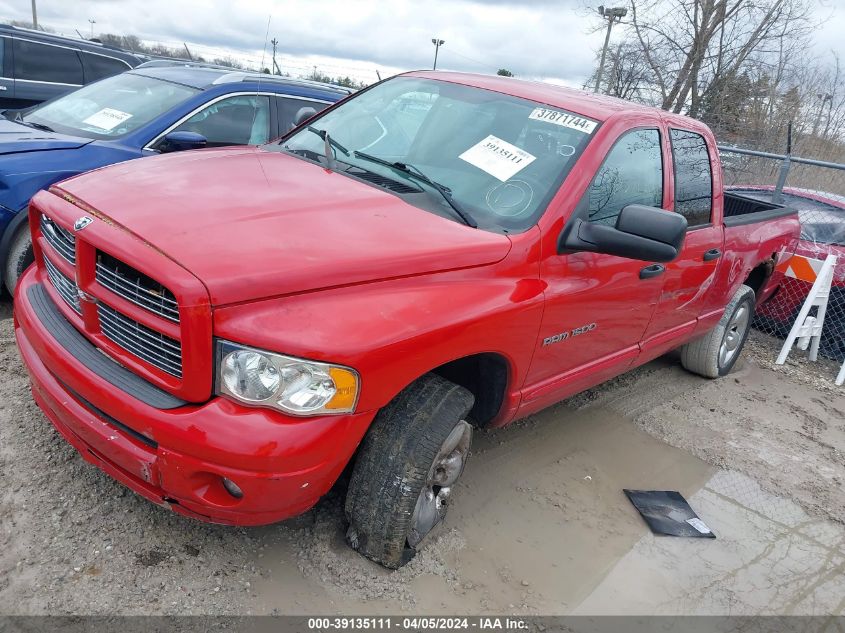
[2,0,842,87]
[0,0,604,83]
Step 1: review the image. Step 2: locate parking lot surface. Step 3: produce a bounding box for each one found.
[2,302,844,615]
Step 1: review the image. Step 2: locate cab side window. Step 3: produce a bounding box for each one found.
[168,95,271,147]
[81,53,131,83]
[588,128,663,226]
[670,129,712,227]
[13,39,83,85]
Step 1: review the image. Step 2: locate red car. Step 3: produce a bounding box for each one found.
[15,72,800,568]
[730,186,845,359]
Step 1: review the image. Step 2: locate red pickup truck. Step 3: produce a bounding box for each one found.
[14,72,799,569]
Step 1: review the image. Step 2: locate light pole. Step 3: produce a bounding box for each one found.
[88,19,96,39]
[594,5,627,93]
[431,38,445,70]
[31,0,38,29]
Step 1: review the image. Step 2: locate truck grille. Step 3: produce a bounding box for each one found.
[98,303,183,378]
[96,252,179,322]
[40,214,76,264]
[44,256,81,314]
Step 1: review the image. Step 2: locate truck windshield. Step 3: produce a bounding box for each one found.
[22,73,199,140]
[280,77,599,232]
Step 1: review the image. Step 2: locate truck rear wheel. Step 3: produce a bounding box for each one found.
[344,373,474,569]
[681,284,755,378]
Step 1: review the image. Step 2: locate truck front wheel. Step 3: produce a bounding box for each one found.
[344,373,475,569]
[4,223,34,295]
[680,284,755,378]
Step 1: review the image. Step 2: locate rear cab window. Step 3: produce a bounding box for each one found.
[670,129,713,227]
[13,39,83,85]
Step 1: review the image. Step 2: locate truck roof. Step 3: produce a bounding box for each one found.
[406,70,691,125]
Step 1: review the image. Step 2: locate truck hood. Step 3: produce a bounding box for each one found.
[0,118,93,154]
[56,146,512,305]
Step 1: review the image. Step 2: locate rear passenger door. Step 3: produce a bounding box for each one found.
[12,39,83,103]
[0,37,13,103]
[639,127,724,356]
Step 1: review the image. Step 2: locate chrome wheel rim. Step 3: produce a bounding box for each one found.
[408,420,472,549]
[719,303,750,368]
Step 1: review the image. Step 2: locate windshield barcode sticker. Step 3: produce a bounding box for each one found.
[459,135,536,182]
[529,108,597,134]
[82,108,133,131]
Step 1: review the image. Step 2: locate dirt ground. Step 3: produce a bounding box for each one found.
[2,300,845,616]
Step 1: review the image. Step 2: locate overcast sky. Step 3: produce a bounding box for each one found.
[2,0,844,86]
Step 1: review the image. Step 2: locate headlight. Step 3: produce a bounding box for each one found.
[215,340,359,416]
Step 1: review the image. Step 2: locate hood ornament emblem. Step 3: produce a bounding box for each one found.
[74,216,93,231]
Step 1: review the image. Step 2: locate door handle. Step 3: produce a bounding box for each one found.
[639,263,665,279]
[703,248,722,261]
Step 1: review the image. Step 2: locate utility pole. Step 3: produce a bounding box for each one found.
[270,38,279,75]
[431,38,445,70]
[183,43,193,61]
[31,0,38,29]
[594,6,627,93]
[88,19,96,39]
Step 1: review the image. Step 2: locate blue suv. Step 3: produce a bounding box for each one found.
[0,62,350,292]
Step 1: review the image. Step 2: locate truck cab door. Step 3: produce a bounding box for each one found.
[521,127,668,414]
[639,127,723,361]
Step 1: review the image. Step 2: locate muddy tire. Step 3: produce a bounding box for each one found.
[4,222,34,295]
[681,284,755,378]
[344,373,474,569]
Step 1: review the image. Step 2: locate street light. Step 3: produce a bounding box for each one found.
[88,19,96,39]
[594,5,627,94]
[431,38,445,70]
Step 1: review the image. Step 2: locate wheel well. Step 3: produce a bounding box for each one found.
[744,256,776,299]
[432,353,509,427]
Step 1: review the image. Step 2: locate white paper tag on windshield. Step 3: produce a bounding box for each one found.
[529,107,597,134]
[82,108,133,131]
[686,517,712,534]
[459,135,536,182]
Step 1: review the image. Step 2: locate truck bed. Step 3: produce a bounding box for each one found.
[723,191,798,227]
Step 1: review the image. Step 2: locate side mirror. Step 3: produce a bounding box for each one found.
[292,107,318,128]
[559,204,687,262]
[160,131,207,153]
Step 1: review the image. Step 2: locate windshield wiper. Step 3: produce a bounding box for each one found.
[305,126,348,170]
[353,150,477,228]
[22,120,55,133]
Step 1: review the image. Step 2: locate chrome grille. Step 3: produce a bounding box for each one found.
[44,256,81,314]
[98,303,182,378]
[96,252,179,322]
[40,214,76,264]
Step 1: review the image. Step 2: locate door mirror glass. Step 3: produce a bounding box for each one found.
[160,130,207,153]
[559,204,687,262]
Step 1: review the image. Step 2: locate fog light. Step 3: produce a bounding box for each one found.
[221,477,243,499]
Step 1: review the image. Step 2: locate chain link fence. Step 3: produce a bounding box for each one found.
[719,143,845,362]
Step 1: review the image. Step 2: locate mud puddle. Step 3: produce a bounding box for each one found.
[253,404,845,615]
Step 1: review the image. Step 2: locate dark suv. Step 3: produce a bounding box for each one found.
[0,24,146,108]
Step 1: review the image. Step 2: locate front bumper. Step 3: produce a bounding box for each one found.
[14,267,376,525]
